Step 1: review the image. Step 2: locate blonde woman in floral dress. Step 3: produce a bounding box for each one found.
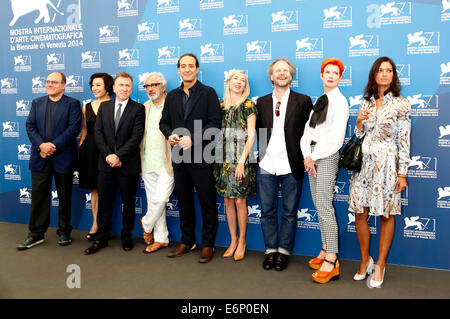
[349,57,411,288]
[214,70,257,261]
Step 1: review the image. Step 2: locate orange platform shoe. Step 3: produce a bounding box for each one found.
[308,248,326,270]
[312,258,340,284]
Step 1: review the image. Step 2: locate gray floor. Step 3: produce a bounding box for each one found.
[1,222,448,299]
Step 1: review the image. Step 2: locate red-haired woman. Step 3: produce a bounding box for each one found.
[300,58,349,283]
[349,57,411,288]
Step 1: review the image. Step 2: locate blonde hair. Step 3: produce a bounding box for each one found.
[223,70,250,110]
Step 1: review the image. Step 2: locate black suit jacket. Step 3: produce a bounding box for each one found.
[256,90,313,181]
[159,81,222,168]
[95,98,145,175]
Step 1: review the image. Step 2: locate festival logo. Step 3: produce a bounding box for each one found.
[217,202,226,222]
[323,6,352,28]
[247,204,261,225]
[200,43,224,63]
[137,22,159,41]
[118,48,139,67]
[17,144,31,161]
[438,124,450,148]
[441,0,450,21]
[295,37,324,59]
[348,95,363,115]
[72,171,79,185]
[138,72,151,92]
[440,62,450,85]
[178,18,202,38]
[84,192,92,209]
[16,100,31,117]
[407,155,437,179]
[333,181,349,202]
[407,94,438,117]
[396,63,411,85]
[117,0,138,17]
[19,187,32,204]
[377,1,412,25]
[46,52,64,70]
[349,34,379,57]
[65,75,83,93]
[346,212,377,234]
[14,55,32,72]
[157,45,180,65]
[271,10,298,32]
[51,189,59,206]
[98,25,119,44]
[403,216,436,239]
[297,208,319,230]
[1,77,18,94]
[245,40,272,61]
[81,50,101,69]
[2,121,19,138]
[9,0,65,27]
[200,0,224,10]
[407,31,440,55]
[166,198,179,217]
[437,186,450,208]
[223,14,248,35]
[157,0,180,14]
[338,66,352,87]
[31,76,46,94]
[4,164,21,181]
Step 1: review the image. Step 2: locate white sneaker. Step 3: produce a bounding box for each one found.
[353,256,374,281]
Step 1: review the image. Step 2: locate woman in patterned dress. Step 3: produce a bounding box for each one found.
[349,57,411,288]
[78,73,114,241]
[214,70,257,261]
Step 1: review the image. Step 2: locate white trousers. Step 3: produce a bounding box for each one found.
[142,171,175,243]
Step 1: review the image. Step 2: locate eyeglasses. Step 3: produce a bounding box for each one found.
[143,83,161,89]
[45,80,61,85]
[275,101,281,117]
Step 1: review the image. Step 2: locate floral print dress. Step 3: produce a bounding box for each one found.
[348,93,411,217]
[214,99,257,198]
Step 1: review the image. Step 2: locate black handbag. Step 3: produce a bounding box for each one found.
[339,134,364,172]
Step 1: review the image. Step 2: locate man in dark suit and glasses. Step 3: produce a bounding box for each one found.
[256,58,313,271]
[17,72,82,250]
[159,53,222,263]
[84,72,145,255]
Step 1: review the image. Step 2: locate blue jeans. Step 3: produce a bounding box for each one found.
[257,167,302,255]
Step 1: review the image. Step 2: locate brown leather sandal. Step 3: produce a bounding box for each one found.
[140,217,154,245]
[143,242,169,254]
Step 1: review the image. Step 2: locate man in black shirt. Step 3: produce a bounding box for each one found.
[160,53,222,263]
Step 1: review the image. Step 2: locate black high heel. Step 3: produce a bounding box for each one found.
[85,233,96,242]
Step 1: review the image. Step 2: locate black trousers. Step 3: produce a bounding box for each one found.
[174,164,218,247]
[29,160,73,238]
[96,169,139,243]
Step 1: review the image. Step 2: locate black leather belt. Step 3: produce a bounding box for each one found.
[310,141,317,146]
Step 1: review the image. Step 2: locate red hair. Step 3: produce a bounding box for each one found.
[321,58,344,76]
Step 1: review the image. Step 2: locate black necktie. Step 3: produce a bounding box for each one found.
[115,103,122,132]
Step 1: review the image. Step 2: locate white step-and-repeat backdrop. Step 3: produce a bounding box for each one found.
[1,0,449,270]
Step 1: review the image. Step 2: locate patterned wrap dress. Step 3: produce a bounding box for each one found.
[214,99,257,198]
[348,93,411,217]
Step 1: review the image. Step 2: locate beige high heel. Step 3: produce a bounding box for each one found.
[233,241,246,261]
[223,244,237,258]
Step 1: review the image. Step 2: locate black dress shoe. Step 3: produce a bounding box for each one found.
[84,241,107,255]
[262,252,278,270]
[122,238,134,251]
[274,253,289,271]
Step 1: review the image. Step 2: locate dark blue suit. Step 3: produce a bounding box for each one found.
[25,94,82,238]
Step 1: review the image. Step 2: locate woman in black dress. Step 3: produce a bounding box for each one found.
[79,73,114,241]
